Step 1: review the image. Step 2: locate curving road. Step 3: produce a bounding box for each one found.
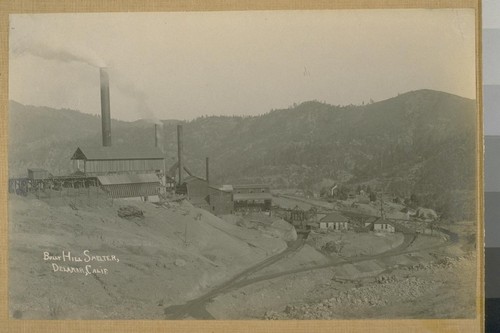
[164,234,307,319]
[164,194,459,320]
[164,226,457,320]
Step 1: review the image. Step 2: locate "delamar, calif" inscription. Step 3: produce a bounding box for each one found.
[43,250,120,276]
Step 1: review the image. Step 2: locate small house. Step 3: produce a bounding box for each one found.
[319,212,349,231]
[355,195,370,204]
[373,219,396,233]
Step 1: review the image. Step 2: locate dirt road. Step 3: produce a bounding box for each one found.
[278,194,334,210]
[164,235,307,319]
[164,225,456,320]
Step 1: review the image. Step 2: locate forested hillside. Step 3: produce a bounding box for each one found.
[8,89,477,219]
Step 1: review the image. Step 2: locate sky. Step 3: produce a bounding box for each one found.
[9,9,476,122]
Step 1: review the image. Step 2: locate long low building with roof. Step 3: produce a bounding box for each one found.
[232,184,272,212]
[97,173,161,199]
[71,146,165,175]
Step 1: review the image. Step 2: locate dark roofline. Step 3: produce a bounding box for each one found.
[71,146,165,161]
[320,212,349,222]
[233,193,272,201]
[83,157,164,161]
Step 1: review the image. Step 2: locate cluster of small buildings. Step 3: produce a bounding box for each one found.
[9,68,410,238]
[16,68,407,230]
[279,206,397,233]
[312,213,396,233]
[178,176,272,215]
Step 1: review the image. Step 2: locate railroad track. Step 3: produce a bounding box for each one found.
[163,194,458,319]
[163,227,457,320]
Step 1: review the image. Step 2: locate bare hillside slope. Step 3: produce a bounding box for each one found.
[9,194,287,319]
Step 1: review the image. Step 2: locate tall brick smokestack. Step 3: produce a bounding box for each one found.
[100,67,112,147]
[177,124,183,185]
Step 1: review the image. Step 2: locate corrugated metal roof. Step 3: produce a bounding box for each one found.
[320,212,349,222]
[233,184,270,189]
[97,173,160,185]
[374,219,396,227]
[183,175,207,184]
[28,168,49,172]
[221,185,233,192]
[208,185,232,194]
[72,146,165,161]
[101,182,160,198]
[233,193,272,201]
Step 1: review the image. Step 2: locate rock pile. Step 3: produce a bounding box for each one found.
[321,241,343,254]
[117,205,144,219]
[405,255,469,272]
[265,275,429,320]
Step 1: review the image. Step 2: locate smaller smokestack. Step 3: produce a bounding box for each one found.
[155,124,159,148]
[177,124,183,185]
[206,157,209,184]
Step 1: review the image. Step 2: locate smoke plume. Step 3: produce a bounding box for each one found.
[11,34,159,122]
[11,38,106,68]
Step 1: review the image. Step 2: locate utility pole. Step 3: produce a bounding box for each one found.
[379,185,387,219]
[380,196,384,219]
[379,182,391,219]
[177,125,183,185]
[184,219,188,246]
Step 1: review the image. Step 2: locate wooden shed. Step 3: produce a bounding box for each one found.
[27,168,51,180]
[208,186,234,215]
[177,176,210,209]
[71,146,165,175]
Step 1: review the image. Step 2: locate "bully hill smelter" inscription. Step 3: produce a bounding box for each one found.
[43,250,120,276]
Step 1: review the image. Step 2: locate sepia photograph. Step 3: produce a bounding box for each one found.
[5,4,481,326]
